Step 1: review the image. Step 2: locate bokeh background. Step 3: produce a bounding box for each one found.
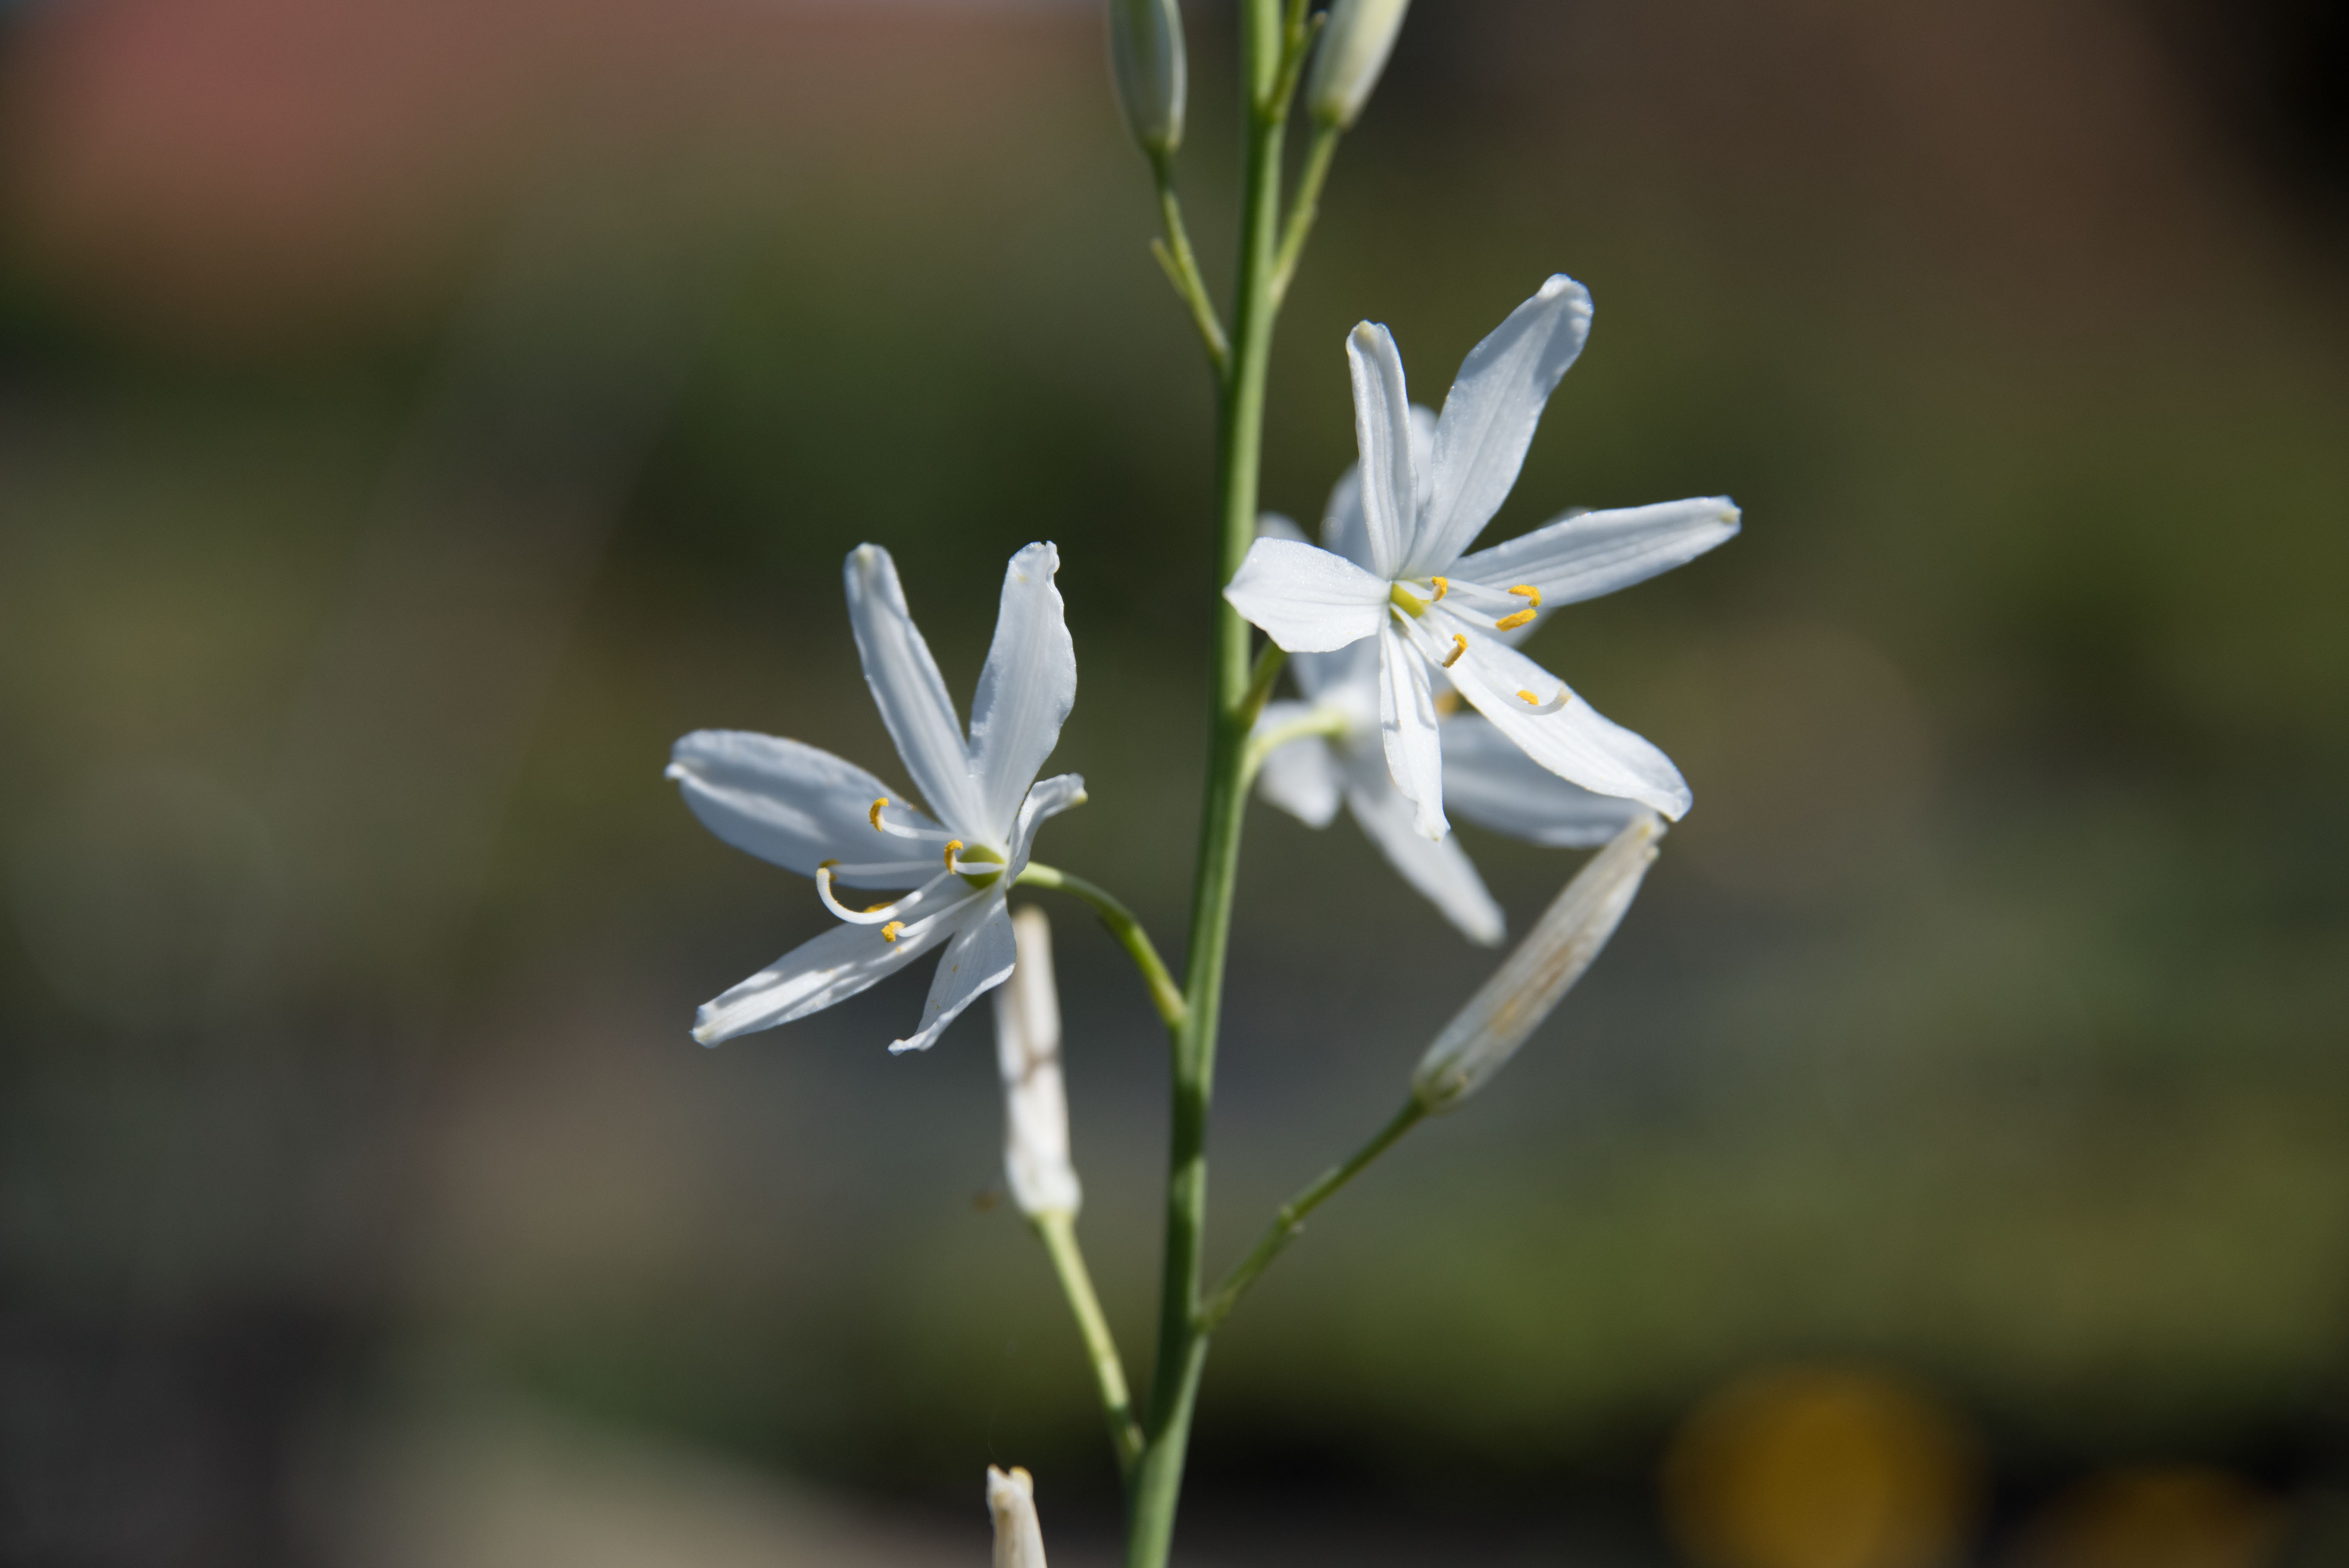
[2,0,2345,1564]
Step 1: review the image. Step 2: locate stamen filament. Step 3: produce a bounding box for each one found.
[817,863,953,924]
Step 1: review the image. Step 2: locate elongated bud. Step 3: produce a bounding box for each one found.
[1108,0,1187,157]
[987,1465,1050,1568]
[994,907,1082,1217]
[1307,0,1412,129]
[1412,812,1661,1110]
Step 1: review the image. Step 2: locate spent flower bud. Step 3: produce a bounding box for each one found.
[994,907,1082,1217]
[987,1465,1050,1568]
[1306,0,1412,129]
[1412,812,1661,1110]
[1109,0,1187,157]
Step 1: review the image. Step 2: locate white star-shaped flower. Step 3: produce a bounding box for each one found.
[1225,275,1739,839]
[1252,513,1650,947]
[668,542,1082,1054]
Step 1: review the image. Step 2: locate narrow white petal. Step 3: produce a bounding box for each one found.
[845,544,988,836]
[1445,630,1692,820]
[1320,404,1433,571]
[1413,276,1593,573]
[892,894,1018,1053]
[1257,511,1310,544]
[1440,715,1652,846]
[1011,772,1088,867]
[994,907,1080,1217]
[1223,537,1389,652]
[1346,322,1418,577]
[1412,812,1662,1108]
[1253,702,1344,827]
[1378,620,1449,839]
[667,730,938,888]
[1457,496,1739,609]
[1342,747,1504,945]
[691,882,974,1046]
[987,1466,1049,1568]
[968,542,1078,845]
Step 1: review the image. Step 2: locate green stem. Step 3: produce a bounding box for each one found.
[1125,4,1301,1564]
[1271,121,1340,306]
[1240,705,1348,789]
[1034,1209,1146,1473]
[1198,1100,1428,1334]
[1150,153,1228,371]
[1015,862,1187,1033]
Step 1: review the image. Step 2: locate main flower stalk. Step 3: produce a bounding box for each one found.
[1126,2,1294,1562]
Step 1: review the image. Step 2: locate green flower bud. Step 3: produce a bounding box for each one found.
[1109,0,1187,157]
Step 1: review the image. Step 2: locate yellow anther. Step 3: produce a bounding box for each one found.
[1442,634,1467,668]
[1389,583,1428,617]
[868,797,888,830]
[866,902,893,913]
[1430,576,1449,602]
[881,920,906,943]
[1494,609,1537,631]
[1517,689,1541,705]
[1508,584,1543,608]
[942,839,963,871]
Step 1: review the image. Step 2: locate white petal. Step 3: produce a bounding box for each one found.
[1342,747,1504,945]
[1378,620,1449,839]
[1412,276,1593,573]
[1258,511,1309,543]
[968,542,1077,845]
[1253,702,1344,827]
[1011,772,1088,866]
[1223,537,1389,652]
[845,544,988,836]
[1320,403,1434,571]
[1440,715,1653,846]
[667,730,938,888]
[1444,629,1692,820]
[892,894,1018,1053]
[692,881,975,1046]
[1346,322,1418,577]
[1457,496,1740,609]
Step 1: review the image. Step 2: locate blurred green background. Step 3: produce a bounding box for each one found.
[1,1,2345,1564]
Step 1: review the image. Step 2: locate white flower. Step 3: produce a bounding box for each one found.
[1224,276,1739,839]
[668,542,1082,1055]
[994,906,1081,1217]
[987,1465,1050,1568]
[1253,520,1648,949]
[1411,811,1662,1110]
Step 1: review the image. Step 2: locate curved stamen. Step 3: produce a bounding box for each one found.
[880,921,905,943]
[868,796,954,844]
[1512,686,1574,715]
[817,862,953,924]
[1492,583,1542,633]
[1442,634,1467,669]
[1430,576,1449,602]
[1508,584,1543,608]
[869,797,887,830]
[941,839,963,872]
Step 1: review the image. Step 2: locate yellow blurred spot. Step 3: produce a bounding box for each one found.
[2005,1466,2282,1568]
[1433,690,1463,717]
[1663,1366,1978,1568]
